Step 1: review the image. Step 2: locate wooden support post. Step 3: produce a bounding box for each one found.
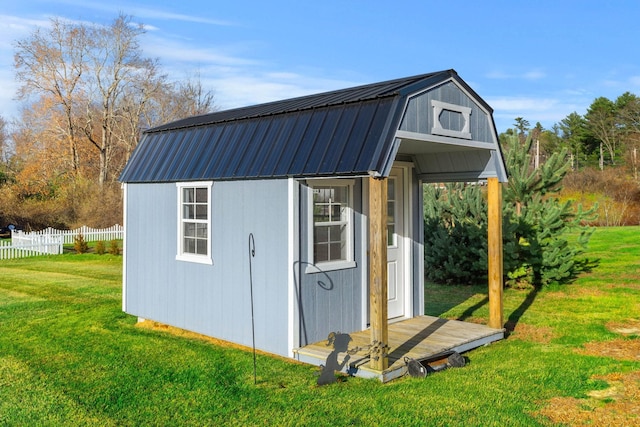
[487,177,504,329]
[369,176,388,371]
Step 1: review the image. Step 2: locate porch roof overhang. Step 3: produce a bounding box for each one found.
[394,131,507,183]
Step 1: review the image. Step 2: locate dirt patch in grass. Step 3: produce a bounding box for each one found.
[606,319,640,336]
[539,323,640,426]
[537,371,640,426]
[507,323,557,344]
[578,339,640,362]
[576,319,640,361]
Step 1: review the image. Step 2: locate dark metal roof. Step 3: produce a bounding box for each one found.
[120,70,462,183]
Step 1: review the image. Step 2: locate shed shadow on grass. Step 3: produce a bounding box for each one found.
[424,281,488,318]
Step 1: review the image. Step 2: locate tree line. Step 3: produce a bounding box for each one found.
[0,14,216,229]
[507,90,640,176]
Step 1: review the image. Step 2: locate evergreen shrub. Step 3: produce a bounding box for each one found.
[74,233,89,254]
[108,239,119,255]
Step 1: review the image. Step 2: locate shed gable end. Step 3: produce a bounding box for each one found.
[399,80,492,144]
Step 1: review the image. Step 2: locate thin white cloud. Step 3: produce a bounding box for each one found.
[487,97,559,111]
[124,7,234,27]
[486,69,546,80]
[523,70,546,80]
[205,72,360,110]
[141,34,258,67]
[48,0,235,26]
[487,96,587,130]
[0,15,52,49]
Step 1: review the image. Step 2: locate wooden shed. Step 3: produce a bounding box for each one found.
[119,69,507,381]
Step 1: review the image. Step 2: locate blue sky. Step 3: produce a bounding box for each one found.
[1,0,640,133]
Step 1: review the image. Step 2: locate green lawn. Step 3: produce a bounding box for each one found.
[1,227,639,426]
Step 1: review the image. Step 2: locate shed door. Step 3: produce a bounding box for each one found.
[387,166,406,319]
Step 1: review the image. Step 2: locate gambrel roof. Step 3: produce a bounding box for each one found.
[119,69,507,183]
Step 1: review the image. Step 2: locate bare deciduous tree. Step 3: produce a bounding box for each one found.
[14,19,90,176]
[11,13,218,226]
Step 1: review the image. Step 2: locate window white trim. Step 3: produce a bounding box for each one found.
[305,179,356,273]
[176,181,213,265]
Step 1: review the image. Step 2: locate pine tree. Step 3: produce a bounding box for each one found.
[502,133,596,288]
[423,183,487,285]
[423,131,596,288]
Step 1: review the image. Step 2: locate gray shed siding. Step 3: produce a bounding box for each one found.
[297,179,364,346]
[124,179,292,357]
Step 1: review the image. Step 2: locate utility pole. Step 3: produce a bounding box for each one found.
[599,142,604,171]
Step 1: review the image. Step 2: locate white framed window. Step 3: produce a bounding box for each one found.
[307,179,356,272]
[176,181,213,265]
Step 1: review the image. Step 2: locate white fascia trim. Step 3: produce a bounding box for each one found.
[287,177,299,356]
[121,183,128,312]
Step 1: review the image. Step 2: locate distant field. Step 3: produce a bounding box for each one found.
[1,227,639,426]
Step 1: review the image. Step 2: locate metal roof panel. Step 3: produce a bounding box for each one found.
[119,70,494,183]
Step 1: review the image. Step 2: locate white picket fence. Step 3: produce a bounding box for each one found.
[0,235,63,260]
[0,225,124,260]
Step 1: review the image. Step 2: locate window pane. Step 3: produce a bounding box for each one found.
[333,186,347,203]
[196,223,207,238]
[183,205,194,220]
[331,204,341,221]
[184,222,196,237]
[314,225,328,244]
[387,179,395,200]
[195,204,207,220]
[328,225,341,243]
[183,188,194,203]
[195,187,208,203]
[314,242,328,263]
[313,188,328,203]
[329,242,343,261]
[196,239,208,255]
[184,237,196,254]
[388,225,395,247]
[314,204,330,223]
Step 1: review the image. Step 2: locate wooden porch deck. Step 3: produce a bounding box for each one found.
[293,315,504,382]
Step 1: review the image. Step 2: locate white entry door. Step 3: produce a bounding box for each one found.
[387,166,406,319]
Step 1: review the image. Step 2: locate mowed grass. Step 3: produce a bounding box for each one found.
[1,228,639,426]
